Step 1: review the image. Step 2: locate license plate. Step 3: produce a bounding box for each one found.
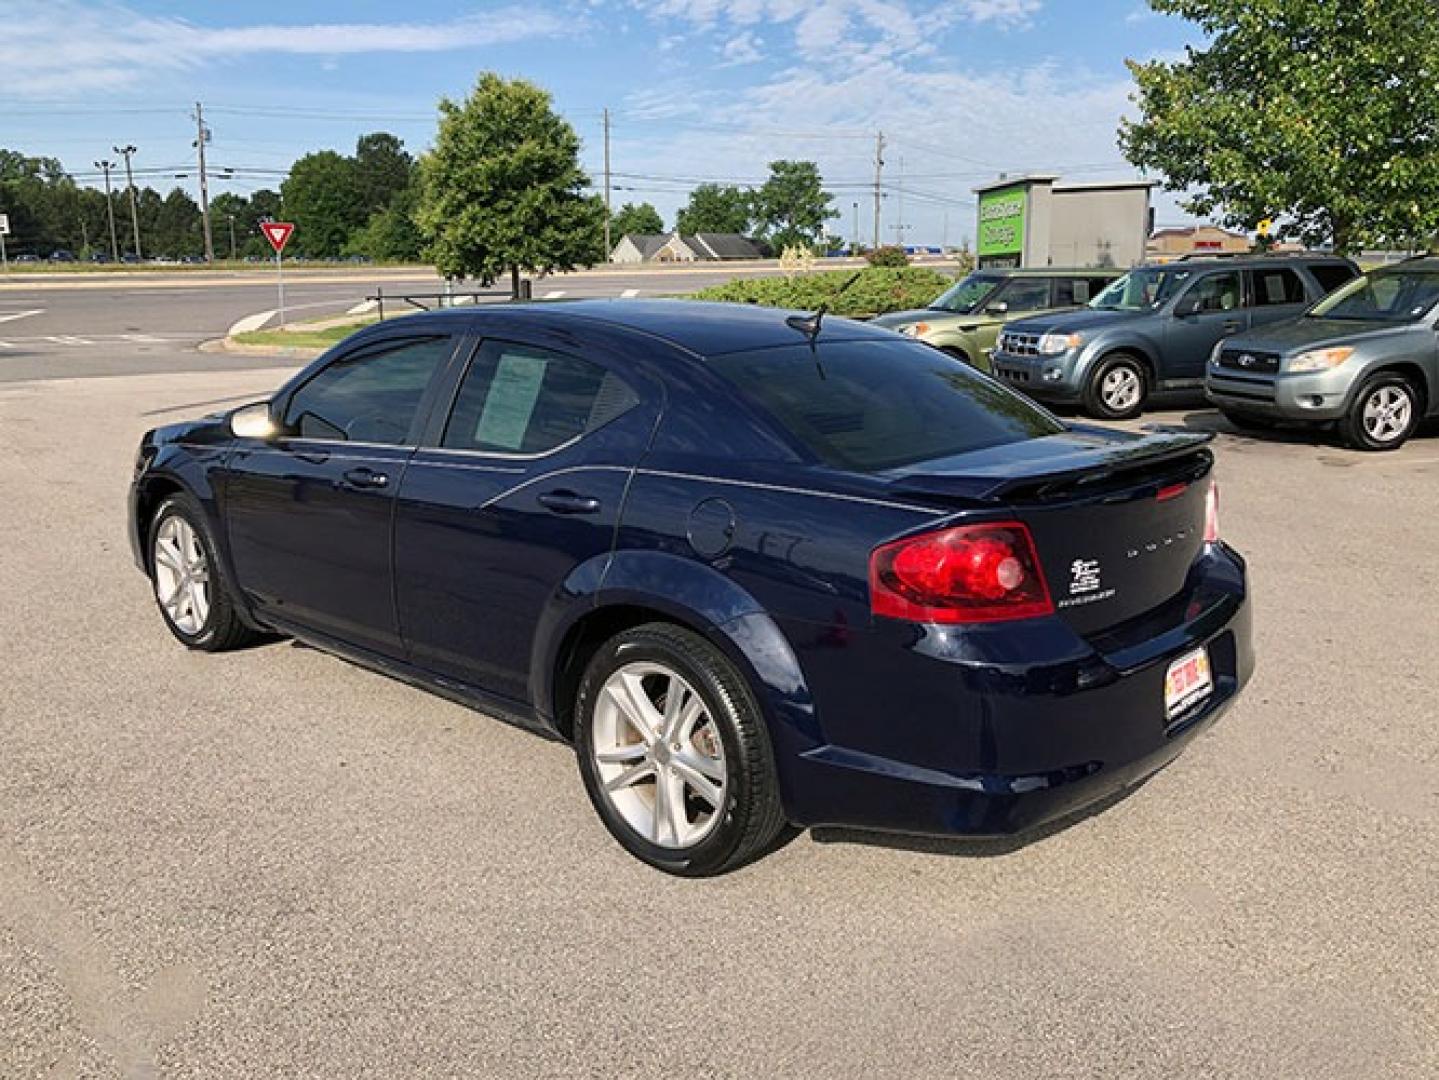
[1164,646,1213,720]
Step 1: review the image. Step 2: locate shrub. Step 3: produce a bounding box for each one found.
[690,266,955,318]
[866,245,909,268]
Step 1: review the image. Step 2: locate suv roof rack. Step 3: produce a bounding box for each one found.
[1172,251,1342,261]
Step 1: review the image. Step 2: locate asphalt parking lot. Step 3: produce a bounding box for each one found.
[2,347,1437,1077]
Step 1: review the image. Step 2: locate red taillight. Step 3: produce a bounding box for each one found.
[1156,482,1188,502]
[869,522,1054,624]
[1204,479,1220,544]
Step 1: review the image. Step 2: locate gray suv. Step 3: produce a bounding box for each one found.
[990,255,1358,419]
[1207,257,1439,450]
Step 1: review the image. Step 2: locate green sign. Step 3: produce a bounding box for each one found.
[977,187,1027,258]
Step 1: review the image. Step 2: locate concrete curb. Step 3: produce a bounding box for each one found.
[200,337,325,360]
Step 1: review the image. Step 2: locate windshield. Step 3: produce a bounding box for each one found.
[1309,271,1439,322]
[707,339,1064,472]
[1089,268,1192,311]
[929,273,1003,313]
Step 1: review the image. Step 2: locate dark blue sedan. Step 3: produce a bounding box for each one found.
[129,300,1253,875]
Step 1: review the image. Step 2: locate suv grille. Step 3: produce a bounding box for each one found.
[1217,348,1281,374]
[998,331,1041,357]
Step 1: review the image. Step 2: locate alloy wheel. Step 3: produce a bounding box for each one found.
[590,661,728,849]
[153,515,211,636]
[1101,366,1141,412]
[1361,385,1413,444]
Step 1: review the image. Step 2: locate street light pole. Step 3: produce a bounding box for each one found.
[94,159,120,262]
[227,214,236,261]
[114,144,142,260]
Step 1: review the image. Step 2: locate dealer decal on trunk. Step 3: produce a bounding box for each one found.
[1057,557,1117,609]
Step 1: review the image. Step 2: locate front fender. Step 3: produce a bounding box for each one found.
[1077,333,1162,383]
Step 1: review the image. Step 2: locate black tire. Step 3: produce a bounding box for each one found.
[1082,353,1149,420]
[574,622,787,876]
[1337,373,1421,451]
[1219,408,1277,432]
[148,492,262,652]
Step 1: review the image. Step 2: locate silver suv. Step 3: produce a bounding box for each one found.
[991,255,1357,420]
[1206,257,1439,450]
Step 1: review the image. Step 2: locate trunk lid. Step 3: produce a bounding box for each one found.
[883,426,1213,635]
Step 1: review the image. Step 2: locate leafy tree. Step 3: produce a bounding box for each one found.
[676,183,752,235]
[610,201,664,236]
[281,150,365,258]
[354,133,415,217]
[1120,0,1439,251]
[347,181,425,262]
[752,161,837,252]
[417,72,606,290]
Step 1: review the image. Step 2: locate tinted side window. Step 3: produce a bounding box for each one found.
[999,279,1053,312]
[1053,277,1110,306]
[1309,263,1358,295]
[1251,267,1307,306]
[441,340,637,454]
[284,336,452,444]
[1183,272,1242,312]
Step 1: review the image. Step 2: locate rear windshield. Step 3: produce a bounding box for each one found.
[707,339,1064,472]
[1310,270,1439,322]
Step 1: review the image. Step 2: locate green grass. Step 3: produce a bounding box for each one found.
[233,318,378,350]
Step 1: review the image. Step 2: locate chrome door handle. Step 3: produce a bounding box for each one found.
[537,489,600,515]
[342,467,389,489]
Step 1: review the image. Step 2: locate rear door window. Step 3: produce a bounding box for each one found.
[1182,271,1242,312]
[1309,263,1358,295]
[441,340,637,454]
[1053,276,1111,306]
[1250,267,1307,306]
[707,339,1064,472]
[997,279,1053,312]
[283,336,454,444]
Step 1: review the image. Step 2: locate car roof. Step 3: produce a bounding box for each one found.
[1381,255,1439,272]
[1153,255,1355,269]
[404,298,900,358]
[998,267,1123,278]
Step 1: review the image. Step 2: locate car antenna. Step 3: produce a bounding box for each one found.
[784,270,864,366]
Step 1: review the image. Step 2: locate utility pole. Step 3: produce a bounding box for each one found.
[193,103,215,264]
[227,214,237,261]
[896,154,905,248]
[114,144,142,260]
[602,107,612,257]
[851,201,859,253]
[872,131,885,251]
[94,159,120,262]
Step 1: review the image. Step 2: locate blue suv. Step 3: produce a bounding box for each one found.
[991,255,1358,419]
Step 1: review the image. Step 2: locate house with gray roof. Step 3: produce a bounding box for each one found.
[609,231,762,263]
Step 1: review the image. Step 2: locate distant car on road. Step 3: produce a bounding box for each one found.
[14,253,39,264]
[871,267,1121,370]
[120,253,141,264]
[1207,257,1439,449]
[129,300,1251,875]
[49,249,76,262]
[991,254,1359,419]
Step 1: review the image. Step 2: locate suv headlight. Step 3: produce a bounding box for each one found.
[1288,346,1354,372]
[1037,332,1083,356]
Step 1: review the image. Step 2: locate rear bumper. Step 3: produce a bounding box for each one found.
[777,545,1254,837]
[1205,366,1352,420]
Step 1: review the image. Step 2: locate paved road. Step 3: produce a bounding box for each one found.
[0,263,818,382]
[1,357,1436,1078]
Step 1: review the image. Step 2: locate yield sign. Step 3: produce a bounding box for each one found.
[260,221,294,254]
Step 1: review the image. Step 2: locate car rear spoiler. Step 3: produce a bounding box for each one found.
[886,425,1215,504]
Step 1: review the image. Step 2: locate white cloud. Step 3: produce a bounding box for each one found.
[720,31,765,65]
[633,0,1038,67]
[0,1,577,97]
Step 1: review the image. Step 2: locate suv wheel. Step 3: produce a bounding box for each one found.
[1339,373,1420,451]
[574,622,787,876]
[1084,354,1148,420]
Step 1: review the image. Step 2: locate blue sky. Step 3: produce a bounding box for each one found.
[2,0,1201,245]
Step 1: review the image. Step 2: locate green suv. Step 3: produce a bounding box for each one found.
[871,267,1120,371]
[1206,257,1439,450]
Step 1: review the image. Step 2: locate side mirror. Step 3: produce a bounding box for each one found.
[229,401,281,440]
[984,301,1009,316]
